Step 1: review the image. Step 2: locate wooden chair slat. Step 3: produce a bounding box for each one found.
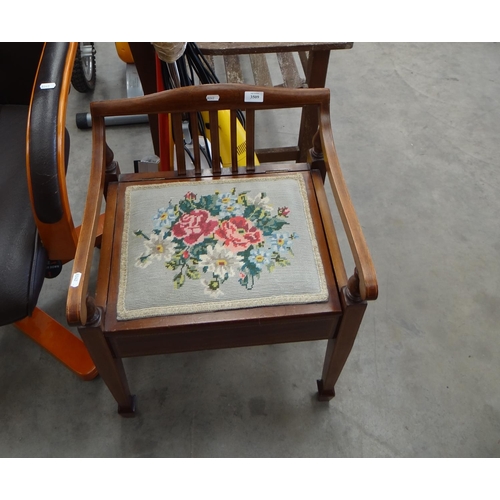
[189,112,201,174]
[209,110,221,174]
[230,109,238,172]
[298,51,309,75]
[245,109,255,171]
[249,54,273,87]
[204,54,215,72]
[276,53,303,88]
[223,55,243,84]
[171,113,186,175]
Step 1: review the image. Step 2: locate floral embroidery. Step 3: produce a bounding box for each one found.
[134,187,298,296]
[198,243,244,278]
[214,216,263,252]
[153,204,178,229]
[270,232,297,255]
[134,232,176,268]
[171,209,219,245]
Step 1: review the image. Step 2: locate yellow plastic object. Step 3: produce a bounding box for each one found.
[201,110,259,168]
[115,42,134,64]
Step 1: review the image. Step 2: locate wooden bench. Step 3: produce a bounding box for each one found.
[128,42,353,164]
[197,43,353,162]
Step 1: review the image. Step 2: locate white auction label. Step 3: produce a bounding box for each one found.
[206,94,220,101]
[70,272,82,287]
[40,82,56,89]
[244,91,264,102]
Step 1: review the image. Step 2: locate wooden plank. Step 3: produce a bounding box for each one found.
[255,146,300,163]
[197,42,353,55]
[204,54,215,71]
[223,55,243,84]
[249,54,273,86]
[112,315,338,358]
[298,51,309,75]
[277,53,303,88]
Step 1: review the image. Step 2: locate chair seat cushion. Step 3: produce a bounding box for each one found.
[116,172,329,320]
[0,105,46,325]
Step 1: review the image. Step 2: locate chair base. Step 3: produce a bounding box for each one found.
[316,379,335,401]
[118,395,137,417]
[14,307,98,381]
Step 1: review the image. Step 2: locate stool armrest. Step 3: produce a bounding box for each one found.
[66,118,106,326]
[320,104,378,301]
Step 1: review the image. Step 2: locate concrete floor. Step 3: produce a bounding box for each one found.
[1,42,499,457]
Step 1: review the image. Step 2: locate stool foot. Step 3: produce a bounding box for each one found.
[317,379,335,401]
[118,395,137,417]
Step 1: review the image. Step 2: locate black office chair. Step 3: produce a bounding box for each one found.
[0,42,97,379]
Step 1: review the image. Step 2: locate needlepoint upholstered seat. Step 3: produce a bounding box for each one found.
[66,83,378,416]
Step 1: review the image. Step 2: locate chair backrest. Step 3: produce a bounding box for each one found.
[89,83,331,176]
[0,43,44,105]
[25,42,79,262]
[0,42,80,263]
[0,43,47,324]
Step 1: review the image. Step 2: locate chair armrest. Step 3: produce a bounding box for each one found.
[26,42,79,262]
[66,117,107,326]
[319,104,378,301]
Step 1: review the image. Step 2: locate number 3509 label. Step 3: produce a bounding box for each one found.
[244,91,264,102]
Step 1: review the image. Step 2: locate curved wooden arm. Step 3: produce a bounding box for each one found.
[66,117,107,326]
[26,42,79,262]
[319,104,378,301]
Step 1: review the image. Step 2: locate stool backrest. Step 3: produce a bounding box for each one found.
[90,83,331,176]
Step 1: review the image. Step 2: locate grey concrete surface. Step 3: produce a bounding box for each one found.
[1,43,499,457]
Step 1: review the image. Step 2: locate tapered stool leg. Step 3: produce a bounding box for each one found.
[317,275,367,401]
[79,326,136,416]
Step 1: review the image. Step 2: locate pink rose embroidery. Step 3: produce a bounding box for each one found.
[171,209,218,245]
[215,216,263,252]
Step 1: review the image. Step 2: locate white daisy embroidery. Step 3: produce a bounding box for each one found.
[198,243,243,278]
[135,232,176,268]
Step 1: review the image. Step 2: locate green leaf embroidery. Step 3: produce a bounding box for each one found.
[134,230,150,240]
[173,272,186,289]
[186,267,201,280]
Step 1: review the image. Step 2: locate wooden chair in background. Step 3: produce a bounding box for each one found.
[196,42,353,162]
[128,42,353,163]
[66,83,377,416]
